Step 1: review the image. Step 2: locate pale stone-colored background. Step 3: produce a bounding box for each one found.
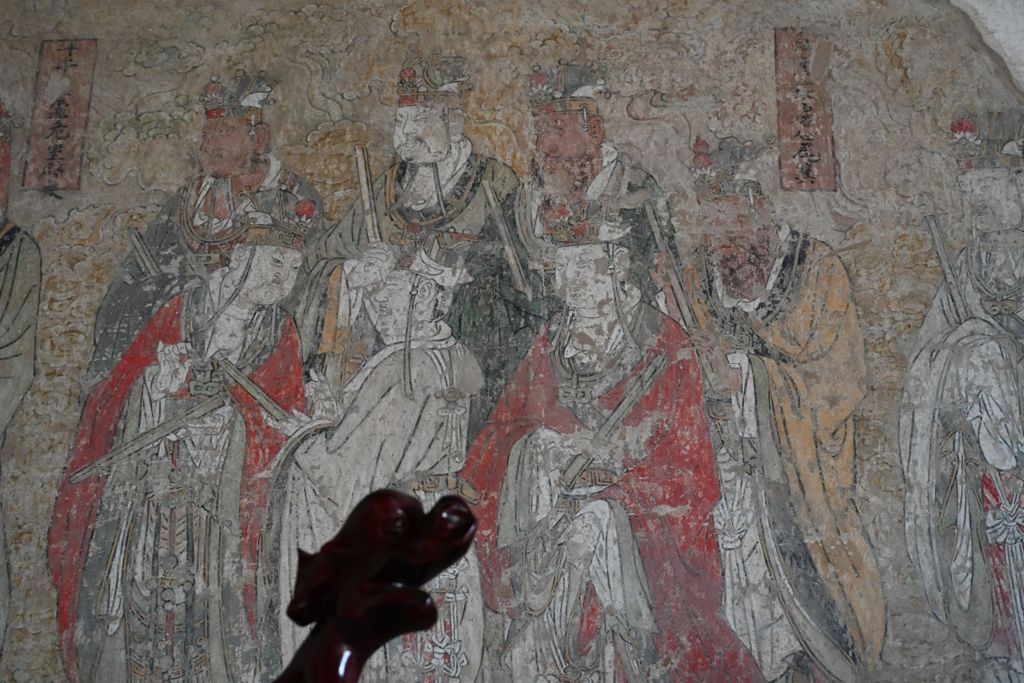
[0,0,1021,679]
[953,0,1024,93]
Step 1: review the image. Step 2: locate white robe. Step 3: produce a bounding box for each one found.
[277,330,485,681]
[901,241,1024,671]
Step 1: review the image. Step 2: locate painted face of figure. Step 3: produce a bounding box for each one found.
[199,117,268,178]
[702,195,781,301]
[235,245,303,306]
[533,111,604,201]
[366,270,447,344]
[553,243,624,311]
[394,105,453,164]
[959,168,1024,233]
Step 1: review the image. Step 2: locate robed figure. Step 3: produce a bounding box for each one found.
[514,61,679,316]
[300,55,539,434]
[461,236,764,681]
[269,249,486,681]
[48,220,310,682]
[0,98,42,657]
[87,72,323,385]
[901,114,1024,679]
[683,153,886,682]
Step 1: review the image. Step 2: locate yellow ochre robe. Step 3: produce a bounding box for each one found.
[686,232,886,681]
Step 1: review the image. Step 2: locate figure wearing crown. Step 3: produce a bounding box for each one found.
[460,128,765,678]
[303,53,537,436]
[513,62,681,318]
[86,71,324,387]
[49,213,315,680]
[901,111,1024,680]
[680,137,886,682]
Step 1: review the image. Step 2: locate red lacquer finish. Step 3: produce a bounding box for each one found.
[274,490,476,683]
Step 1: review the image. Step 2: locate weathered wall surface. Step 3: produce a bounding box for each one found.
[0,0,1022,681]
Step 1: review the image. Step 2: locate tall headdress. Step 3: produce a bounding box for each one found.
[692,135,768,201]
[397,52,471,106]
[200,70,276,124]
[533,203,633,247]
[951,110,1024,171]
[528,61,607,120]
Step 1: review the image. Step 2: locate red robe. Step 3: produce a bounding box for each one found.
[47,294,305,681]
[461,314,763,681]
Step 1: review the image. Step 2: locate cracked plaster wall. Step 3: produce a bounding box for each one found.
[0,0,1022,680]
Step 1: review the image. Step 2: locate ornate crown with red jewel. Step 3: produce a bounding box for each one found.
[199,70,276,124]
[397,52,471,106]
[691,135,768,199]
[241,191,318,252]
[951,110,1024,171]
[527,61,607,117]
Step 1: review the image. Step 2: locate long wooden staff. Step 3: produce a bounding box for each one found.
[354,144,383,243]
[483,180,532,300]
[924,213,970,325]
[70,357,292,483]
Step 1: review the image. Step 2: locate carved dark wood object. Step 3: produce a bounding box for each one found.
[274,489,476,683]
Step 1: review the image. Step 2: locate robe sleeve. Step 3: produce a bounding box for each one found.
[0,230,41,439]
[461,333,553,612]
[957,335,1024,470]
[755,245,886,665]
[48,295,185,682]
[87,193,189,384]
[596,322,764,681]
[758,246,867,446]
[232,316,307,634]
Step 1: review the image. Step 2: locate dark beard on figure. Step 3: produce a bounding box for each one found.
[531,159,591,203]
[719,245,775,298]
[398,138,447,164]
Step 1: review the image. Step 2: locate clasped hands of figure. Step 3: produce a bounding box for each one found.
[148,341,339,439]
[550,429,620,494]
[150,341,193,397]
[688,326,744,393]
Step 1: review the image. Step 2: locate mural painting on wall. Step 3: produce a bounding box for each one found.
[774,29,837,192]
[36,47,891,683]
[46,72,327,680]
[684,138,885,682]
[2,8,1009,683]
[901,110,1024,681]
[0,97,42,660]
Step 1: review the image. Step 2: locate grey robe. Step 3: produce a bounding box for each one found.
[0,223,40,655]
